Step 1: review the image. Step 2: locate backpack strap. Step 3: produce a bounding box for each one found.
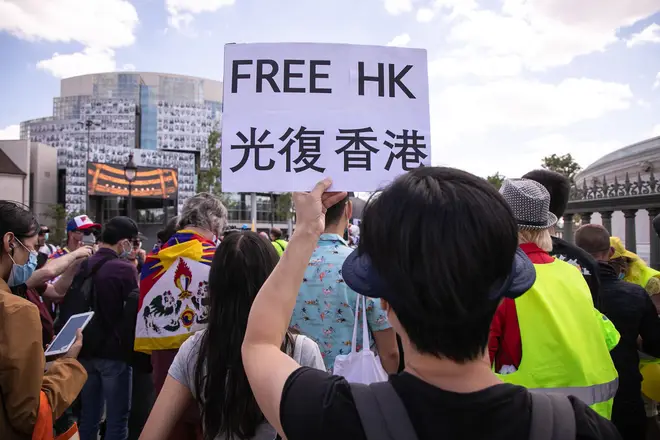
[87,255,118,321]
[529,391,576,440]
[349,382,419,440]
[89,255,116,278]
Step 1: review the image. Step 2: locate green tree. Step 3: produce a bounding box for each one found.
[273,192,293,221]
[44,204,86,245]
[541,154,581,184]
[486,172,505,190]
[45,204,67,244]
[196,130,235,208]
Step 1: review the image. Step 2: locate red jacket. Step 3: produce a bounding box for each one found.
[488,243,554,372]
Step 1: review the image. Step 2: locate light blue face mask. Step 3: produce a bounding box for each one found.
[618,272,626,280]
[8,239,38,287]
[119,240,132,259]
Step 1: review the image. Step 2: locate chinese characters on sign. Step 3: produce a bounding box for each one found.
[230,126,427,173]
[222,43,431,192]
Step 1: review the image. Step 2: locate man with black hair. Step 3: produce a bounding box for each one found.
[153,217,178,253]
[523,169,602,308]
[289,193,399,374]
[75,216,140,440]
[242,168,621,440]
[577,224,660,440]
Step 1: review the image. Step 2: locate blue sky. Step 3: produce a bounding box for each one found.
[0,0,659,178]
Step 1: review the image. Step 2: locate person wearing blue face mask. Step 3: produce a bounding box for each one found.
[7,239,38,287]
[0,200,88,440]
[37,225,58,261]
[69,216,141,440]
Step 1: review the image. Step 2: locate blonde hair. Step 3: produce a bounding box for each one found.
[518,228,553,252]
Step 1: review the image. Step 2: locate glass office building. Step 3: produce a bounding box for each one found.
[22,71,294,235]
[21,72,223,220]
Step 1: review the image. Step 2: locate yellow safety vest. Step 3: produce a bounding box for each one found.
[497,260,619,419]
[272,239,287,257]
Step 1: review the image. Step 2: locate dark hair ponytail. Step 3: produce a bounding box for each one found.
[194,231,293,440]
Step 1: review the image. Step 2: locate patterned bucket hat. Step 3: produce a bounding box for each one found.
[500,179,558,230]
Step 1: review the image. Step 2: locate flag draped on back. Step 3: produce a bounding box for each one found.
[134,230,216,353]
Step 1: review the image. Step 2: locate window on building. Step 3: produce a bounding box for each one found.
[29,173,34,209]
[57,170,66,205]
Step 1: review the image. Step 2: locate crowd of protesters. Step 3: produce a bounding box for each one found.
[4,166,660,440]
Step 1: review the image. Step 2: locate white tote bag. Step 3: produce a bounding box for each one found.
[333,295,388,384]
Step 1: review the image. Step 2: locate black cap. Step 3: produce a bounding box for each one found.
[342,247,536,305]
[103,216,139,244]
[39,225,50,234]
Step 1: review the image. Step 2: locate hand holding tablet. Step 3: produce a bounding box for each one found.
[44,312,92,358]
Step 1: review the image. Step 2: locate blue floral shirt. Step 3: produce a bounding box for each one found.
[290,234,391,371]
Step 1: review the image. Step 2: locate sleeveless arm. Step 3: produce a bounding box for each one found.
[140,376,194,440]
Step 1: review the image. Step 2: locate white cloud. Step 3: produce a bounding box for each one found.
[0,124,20,140]
[37,48,117,78]
[384,0,413,15]
[416,8,435,22]
[430,1,660,77]
[166,0,235,29]
[121,63,136,71]
[0,0,139,78]
[387,33,411,47]
[627,23,660,47]
[429,50,522,78]
[654,71,660,89]
[432,0,478,17]
[653,125,660,137]
[504,0,659,31]
[524,134,621,171]
[0,0,138,48]
[431,78,634,144]
[428,76,635,176]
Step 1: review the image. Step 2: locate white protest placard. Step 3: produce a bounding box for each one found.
[221,43,431,192]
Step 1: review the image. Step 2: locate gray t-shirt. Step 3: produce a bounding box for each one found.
[168,330,325,440]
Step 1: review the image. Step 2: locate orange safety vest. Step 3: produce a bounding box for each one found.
[32,391,79,440]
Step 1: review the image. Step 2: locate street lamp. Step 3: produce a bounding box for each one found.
[78,119,100,213]
[77,119,101,163]
[124,153,137,218]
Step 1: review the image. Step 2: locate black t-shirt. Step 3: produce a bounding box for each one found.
[551,236,602,309]
[280,368,621,440]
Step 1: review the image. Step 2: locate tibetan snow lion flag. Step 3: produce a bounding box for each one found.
[134,230,216,353]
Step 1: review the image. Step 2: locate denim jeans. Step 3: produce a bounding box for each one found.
[79,358,133,440]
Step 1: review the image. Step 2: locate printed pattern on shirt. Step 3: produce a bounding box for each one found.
[290,234,390,371]
[46,247,71,284]
[48,247,70,260]
[554,253,592,276]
